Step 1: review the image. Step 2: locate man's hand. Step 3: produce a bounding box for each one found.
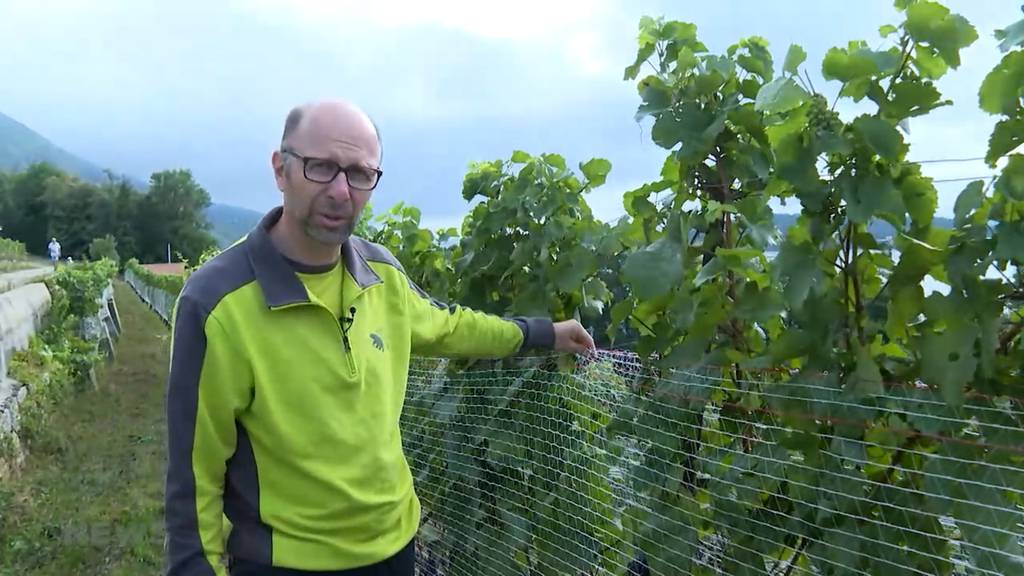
[553,320,596,354]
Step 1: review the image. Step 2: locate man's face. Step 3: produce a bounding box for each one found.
[272,110,380,247]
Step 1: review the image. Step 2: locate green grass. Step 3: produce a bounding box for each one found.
[0,261,38,273]
[0,281,169,575]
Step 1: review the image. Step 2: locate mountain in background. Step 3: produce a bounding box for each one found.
[0,111,109,183]
[0,110,262,248]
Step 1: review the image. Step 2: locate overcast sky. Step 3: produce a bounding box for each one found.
[1,0,1019,229]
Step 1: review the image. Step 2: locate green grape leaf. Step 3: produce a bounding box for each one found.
[986,118,1024,165]
[784,43,807,75]
[625,30,657,80]
[919,306,979,407]
[844,172,905,224]
[635,500,697,576]
[635,76,674,121]
[694,256,726,286]
[651,102,728,160]
[510,150,531,163]
[892,234,944,288]
[542,153,567,171]
[734,282,785,322]
[979,51,1024,115]
[733,35,774,81]
[852,115,906,160]
[579,158,612,187]
[899,173,938,227]
[953,180,985,227]
[607,298,635,343]
[582,276,610,315]
[879,24,899,37]
[995,17,1024,52]
[995,154,1024,201]
[913,45,948,79]
[822,45,901,82]
[773,239,824,307]
[905,1,978,68]
[755,76,809,114]
[950,468,1024,574]
[881,78,948,119]
[886,284,924,340]
[847,343,884,397]
[621,237,684,300]
[994,220,1024,262]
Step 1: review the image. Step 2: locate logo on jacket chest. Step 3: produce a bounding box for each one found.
[369,332,384,351]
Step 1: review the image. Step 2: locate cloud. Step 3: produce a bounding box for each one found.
[243,0,613,40]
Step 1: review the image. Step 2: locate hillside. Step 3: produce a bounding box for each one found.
[0,111,261,248]
[0,112,108,182]
[205,203,262,247]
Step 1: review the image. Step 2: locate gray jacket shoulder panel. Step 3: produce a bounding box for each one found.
[178,240,255,318]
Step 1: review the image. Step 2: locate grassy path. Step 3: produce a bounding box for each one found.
[0,280,169,575]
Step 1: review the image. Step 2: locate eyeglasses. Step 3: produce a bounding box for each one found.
[281,149,383,191]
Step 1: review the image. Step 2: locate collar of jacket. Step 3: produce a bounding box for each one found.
[246,206,383,309]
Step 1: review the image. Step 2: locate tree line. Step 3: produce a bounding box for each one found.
[0,163,217,264]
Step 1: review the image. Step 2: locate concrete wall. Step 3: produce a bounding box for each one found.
[0,280,51,475]
[0,269,119,478]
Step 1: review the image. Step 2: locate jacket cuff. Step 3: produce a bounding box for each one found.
[511,317,555,351]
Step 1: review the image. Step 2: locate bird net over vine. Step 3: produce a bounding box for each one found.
[401,352,1023,576]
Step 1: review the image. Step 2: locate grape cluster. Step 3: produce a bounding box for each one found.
[807,94,842,132]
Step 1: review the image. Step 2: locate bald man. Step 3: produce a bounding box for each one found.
[163,100,595,576]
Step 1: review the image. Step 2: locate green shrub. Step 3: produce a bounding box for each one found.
[125,258,184,295]
[9,338,73,451]
[0,237,26,260]
[46,259,117,319]
[88,235,120,265]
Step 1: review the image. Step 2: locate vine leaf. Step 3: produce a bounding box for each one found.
[621,237,684,300]
[905,1,978,68]
[755,77,809,114]
[784,44,807,75]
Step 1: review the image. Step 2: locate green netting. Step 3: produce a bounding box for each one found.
[124,268,175,325]
[402,352,1024,576]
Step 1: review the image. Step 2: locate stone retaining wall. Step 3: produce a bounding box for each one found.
[0,271,119,478]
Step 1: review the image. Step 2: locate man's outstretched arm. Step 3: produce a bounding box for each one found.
[404,276,594,357]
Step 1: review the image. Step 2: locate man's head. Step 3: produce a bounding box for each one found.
[271,100,382,247]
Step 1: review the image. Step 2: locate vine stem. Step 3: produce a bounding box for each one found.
[782,537,809,576]
[843,225,853,352]
[630,313,656,337]
[849,224,865,346]
[885,34,914,99]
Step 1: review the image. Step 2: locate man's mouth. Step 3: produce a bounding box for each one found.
[317,213,347,227]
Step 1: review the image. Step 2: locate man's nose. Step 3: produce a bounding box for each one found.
[325,173,352,202]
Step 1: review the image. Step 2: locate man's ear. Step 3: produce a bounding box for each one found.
[271,150,287,192]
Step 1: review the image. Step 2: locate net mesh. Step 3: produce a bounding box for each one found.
[402,350,1024,576]
[124,268,174,325]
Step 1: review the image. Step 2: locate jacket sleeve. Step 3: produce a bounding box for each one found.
[164,294,252,576]
[405,277,555,358]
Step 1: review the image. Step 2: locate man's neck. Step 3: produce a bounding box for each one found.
[268,213,341,268]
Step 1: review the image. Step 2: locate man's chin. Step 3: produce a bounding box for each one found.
[304,223,353,246]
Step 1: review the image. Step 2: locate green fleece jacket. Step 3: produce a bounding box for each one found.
[164,207,554,574]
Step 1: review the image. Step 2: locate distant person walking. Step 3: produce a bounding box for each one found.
[47,237,61,267]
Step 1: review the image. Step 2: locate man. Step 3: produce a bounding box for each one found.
[47,237,61,267]
[164,99,595,576]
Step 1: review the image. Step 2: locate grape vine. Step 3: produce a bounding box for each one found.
[393,2,1024,574]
